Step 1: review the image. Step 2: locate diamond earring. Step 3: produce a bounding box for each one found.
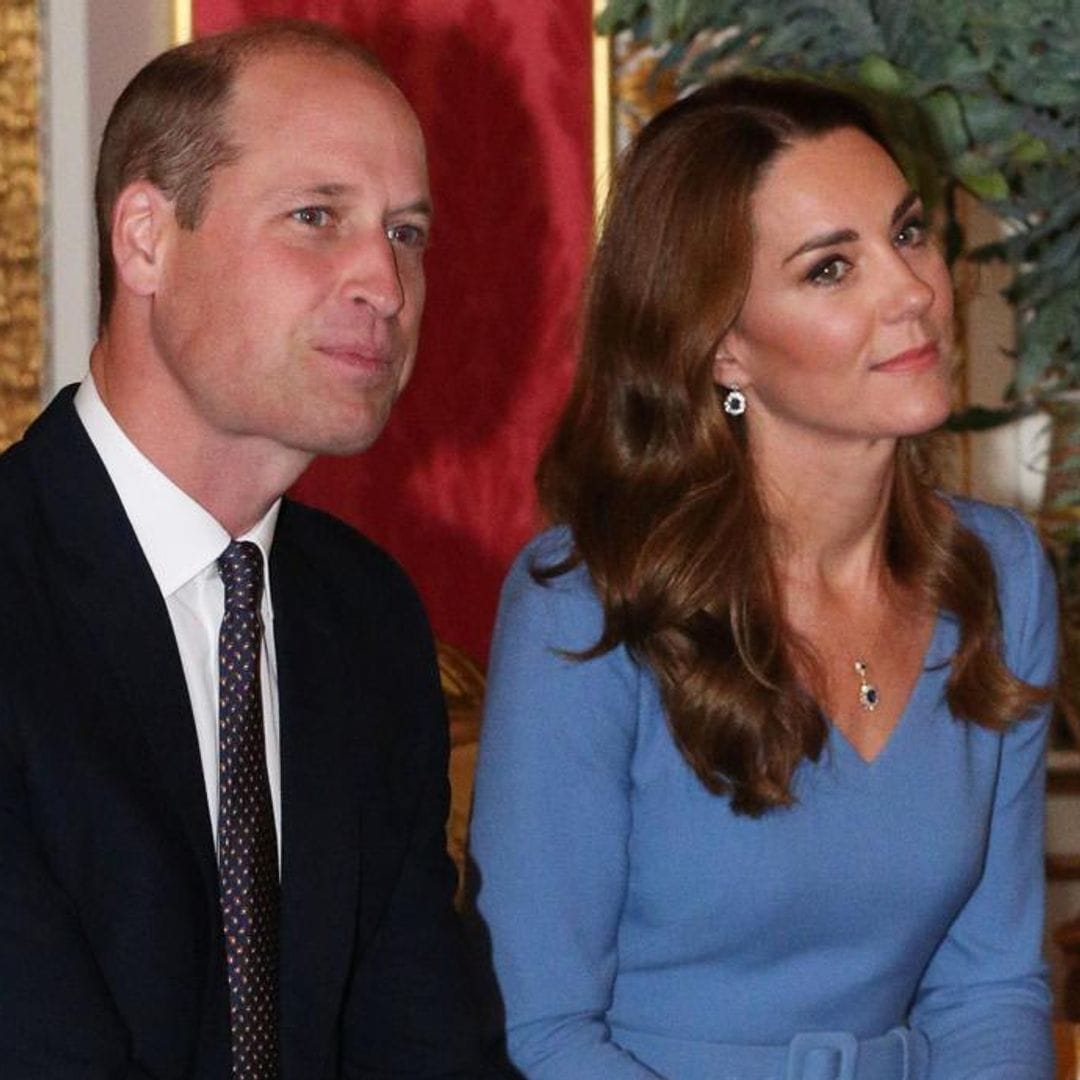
[723,385,747,417]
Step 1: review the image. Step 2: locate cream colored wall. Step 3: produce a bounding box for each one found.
[42,0,171,396]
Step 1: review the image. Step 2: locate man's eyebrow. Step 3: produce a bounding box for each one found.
[285,182,352,199]
[279,185,432,220]
[390,197,433,219]
[782,189,922,264]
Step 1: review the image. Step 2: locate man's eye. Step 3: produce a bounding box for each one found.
[807,256,851,286]
[291,206,332,227]
[387,223,428,250]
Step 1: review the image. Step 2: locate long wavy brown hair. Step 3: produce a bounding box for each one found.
[537,75,1048,815]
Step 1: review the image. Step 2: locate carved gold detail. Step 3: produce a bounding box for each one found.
[0,1,42,450]
[172,0,192,45]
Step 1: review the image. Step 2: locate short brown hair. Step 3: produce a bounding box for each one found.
[94,19,384,327]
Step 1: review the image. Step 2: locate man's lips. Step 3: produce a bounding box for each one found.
[313,343,393,373]
[872,342,941,373]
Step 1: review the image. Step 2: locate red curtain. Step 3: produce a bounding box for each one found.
[194,0,594,663]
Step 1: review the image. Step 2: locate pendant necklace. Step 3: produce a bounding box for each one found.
[853,659,880,712]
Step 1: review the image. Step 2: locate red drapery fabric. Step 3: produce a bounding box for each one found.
[193,0,594,663]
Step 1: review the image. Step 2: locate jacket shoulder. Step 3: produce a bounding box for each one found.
[275,499,430,624]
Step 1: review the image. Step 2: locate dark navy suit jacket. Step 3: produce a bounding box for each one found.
[0,388,482,1078]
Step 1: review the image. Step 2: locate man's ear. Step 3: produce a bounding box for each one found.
[111,181,175,298]
[713,327,752,391]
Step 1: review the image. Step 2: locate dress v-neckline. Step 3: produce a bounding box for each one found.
[828,613,948,767]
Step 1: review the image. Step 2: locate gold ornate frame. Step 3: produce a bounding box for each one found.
[173,1,192,44]
[0,1,43,450]
[591,0,611,230]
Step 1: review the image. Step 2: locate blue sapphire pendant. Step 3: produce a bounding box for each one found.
[854,659,879,712]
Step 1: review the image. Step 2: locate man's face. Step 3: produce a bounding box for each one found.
[149,50,431,461]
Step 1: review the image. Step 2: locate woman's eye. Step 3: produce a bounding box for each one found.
[807,256,851,286]
[387,223,428,250]
[291,206,332,228]
[895,216,928,247]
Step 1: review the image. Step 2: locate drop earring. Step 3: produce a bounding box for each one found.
[723,385,747,417]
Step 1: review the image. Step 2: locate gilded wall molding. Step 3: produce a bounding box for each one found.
[173,0,192,44]
[0,1,42,450]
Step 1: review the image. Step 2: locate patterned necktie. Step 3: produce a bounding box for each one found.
[217,540,279,1079]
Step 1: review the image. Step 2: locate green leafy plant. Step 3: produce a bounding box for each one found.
[597,0,1080,424]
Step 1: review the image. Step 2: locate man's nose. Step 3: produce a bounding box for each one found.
[340,231,405,318]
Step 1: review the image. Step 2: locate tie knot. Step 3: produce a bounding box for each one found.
[218,540,264,612]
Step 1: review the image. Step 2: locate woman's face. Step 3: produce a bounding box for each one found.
[716,126,954,454]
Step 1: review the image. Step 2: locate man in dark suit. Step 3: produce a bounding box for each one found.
[0,20,481,1079]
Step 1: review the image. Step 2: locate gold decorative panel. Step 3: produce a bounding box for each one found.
[0,1,42,450]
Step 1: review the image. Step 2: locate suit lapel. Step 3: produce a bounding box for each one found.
[24,391,219,889]
[272,516,363,1075]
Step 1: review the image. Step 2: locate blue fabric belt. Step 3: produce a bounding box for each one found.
[611,1024,929,1080]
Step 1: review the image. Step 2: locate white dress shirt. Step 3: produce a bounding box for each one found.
[74,376,282,854]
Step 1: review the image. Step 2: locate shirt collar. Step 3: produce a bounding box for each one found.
[74,375,281,597]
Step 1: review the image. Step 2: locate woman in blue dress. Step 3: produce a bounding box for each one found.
[471,76,1057,1079]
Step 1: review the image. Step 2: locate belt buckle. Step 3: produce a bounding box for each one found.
[785,1031,858,1080]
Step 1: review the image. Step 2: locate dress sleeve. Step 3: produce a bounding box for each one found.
[910,513,1057,1079]
[471,543,666,1079]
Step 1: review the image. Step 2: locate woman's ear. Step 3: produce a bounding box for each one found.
[111,180,175,298]
[713,328,751,391]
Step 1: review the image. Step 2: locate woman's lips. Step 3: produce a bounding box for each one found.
[872,342,940,373]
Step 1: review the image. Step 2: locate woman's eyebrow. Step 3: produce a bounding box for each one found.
[890,189,920,225]
[782,190,921,264]
[783,227,857,264]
